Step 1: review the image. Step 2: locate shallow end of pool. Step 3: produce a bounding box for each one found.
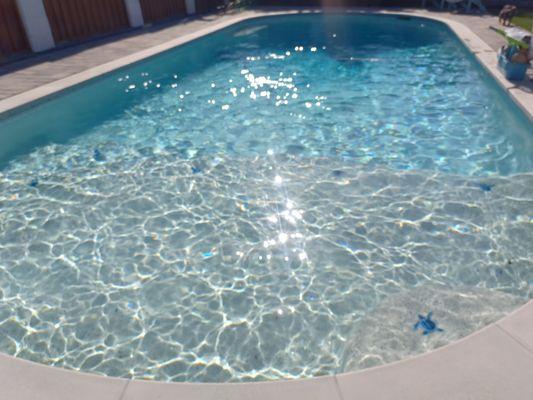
[1,300,532,399]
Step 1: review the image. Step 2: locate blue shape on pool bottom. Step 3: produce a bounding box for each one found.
[478,183,493,192]
[414,312,444,335]
[93,149,105,161]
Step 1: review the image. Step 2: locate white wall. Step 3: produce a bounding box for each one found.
[15,0,55,52]
[185,0,197,15]
[124,0,144,28]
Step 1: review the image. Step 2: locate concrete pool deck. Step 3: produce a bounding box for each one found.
[0,7,532,400]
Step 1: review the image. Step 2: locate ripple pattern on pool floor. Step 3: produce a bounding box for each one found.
[0,148,531,381]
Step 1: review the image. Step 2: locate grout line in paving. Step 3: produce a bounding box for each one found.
[333,375,346,400]
[117,379,131,400]
[495,324,533,359]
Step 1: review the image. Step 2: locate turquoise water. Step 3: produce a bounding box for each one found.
[0,14,531,381]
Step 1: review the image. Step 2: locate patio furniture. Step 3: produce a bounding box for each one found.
[422,0,486,13]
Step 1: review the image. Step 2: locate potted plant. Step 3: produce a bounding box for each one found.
[491,27,531,81]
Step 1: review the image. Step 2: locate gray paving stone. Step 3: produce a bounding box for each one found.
[497,301,533,355]
[122,375,341,400]
[336,324,533,400]
[0,352,128,400]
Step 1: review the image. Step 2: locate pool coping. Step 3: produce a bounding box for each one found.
[0,8,532,400]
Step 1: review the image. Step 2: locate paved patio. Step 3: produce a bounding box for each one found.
[0,7,531,102]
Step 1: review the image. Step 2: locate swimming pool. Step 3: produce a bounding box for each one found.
[0,13,531,382]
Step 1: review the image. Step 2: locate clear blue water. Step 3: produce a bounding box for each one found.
[0,14,531,382]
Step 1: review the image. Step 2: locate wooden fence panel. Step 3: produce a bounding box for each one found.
[43,0,130,44]
[0,0,30,56]
[195,0,224,14]
[140,0,186,23]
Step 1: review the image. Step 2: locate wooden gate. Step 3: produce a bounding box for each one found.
[0,0,30,57]
[140,0,186,23]
[43,0,130,44]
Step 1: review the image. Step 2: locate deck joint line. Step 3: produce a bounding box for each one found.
[117,379,130,400]
[333,375,346,400]
[495,324,533,358]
